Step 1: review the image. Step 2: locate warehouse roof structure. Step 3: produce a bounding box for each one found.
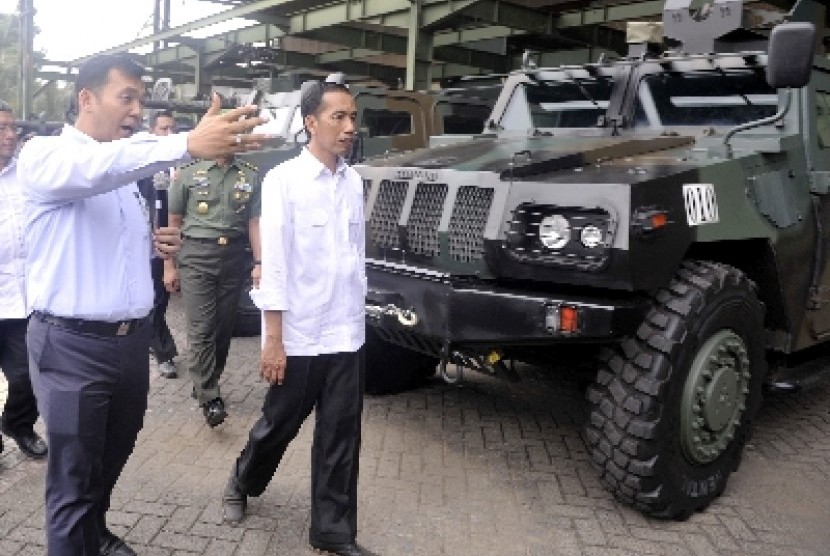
[30,1,827,99]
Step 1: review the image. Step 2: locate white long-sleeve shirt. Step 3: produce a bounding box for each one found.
[251,148,366,356]
[18,125,190,321]
[0,158,27,320]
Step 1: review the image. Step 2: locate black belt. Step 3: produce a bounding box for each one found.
[34,311,146,337]
[184,235,241,246]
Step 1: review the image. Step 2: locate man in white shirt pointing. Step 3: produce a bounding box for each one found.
[18,53,269,556]
[221,73,371,556]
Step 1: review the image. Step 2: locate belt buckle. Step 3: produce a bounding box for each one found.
[116,321,130,336]
[218,236,229,246]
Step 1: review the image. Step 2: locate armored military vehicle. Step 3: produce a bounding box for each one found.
[356,0,826,519]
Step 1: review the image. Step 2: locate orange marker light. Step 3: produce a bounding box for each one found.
[650,212,668,229]
[560,306,578,333]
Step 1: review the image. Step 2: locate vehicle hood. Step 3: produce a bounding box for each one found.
[363,133,699,180]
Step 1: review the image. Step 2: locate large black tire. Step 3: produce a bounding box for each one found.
[364,327,439,395]
[584,260,765,519]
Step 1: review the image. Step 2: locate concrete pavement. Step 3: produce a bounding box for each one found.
[1,295,829,555]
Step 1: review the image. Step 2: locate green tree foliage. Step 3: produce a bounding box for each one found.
[0,12,71,122]
[0,13,20,110]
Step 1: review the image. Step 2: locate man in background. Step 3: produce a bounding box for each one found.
[138,110,179,378]
[166,153,261,427]
[0,99,48,462]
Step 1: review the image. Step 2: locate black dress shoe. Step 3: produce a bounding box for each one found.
[309,540,370,556]
[222,475,247,524]
[0,422,47,459]
[100,529,137,556]
[202,398,227,428]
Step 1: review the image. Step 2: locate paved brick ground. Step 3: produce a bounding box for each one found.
[2,296,830,555]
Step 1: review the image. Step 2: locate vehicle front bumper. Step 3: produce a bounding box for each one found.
[365,261,649,350]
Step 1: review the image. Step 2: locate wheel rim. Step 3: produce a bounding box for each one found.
[680,329,751,464]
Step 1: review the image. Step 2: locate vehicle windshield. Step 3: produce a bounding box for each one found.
[633,69,778,129]
[499,77,613,130]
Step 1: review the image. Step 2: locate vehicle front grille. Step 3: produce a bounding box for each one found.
[406,183,448,257]
[367,178,494,263]
[448,186,494,263]
[369,180,408,249]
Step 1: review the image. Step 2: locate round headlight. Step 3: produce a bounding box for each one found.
[580,225,603,248]
[539,214,570,249]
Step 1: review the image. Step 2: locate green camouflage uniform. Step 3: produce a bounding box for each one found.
[169,157,261,406]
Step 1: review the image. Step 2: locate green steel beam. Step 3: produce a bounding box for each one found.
[301,19,514,72]
[434,44,509,73]
[432,62,490,80]
[530,47,620,67]
[73,0,299,63]
[406,1,433,90]
[291,0,407,33]
[289,0,479,34]
[302,41,508,74]
[271,50,318,68]
[421,0,482,28]
[300,27,409,55]
[142,24,283,66]
[456,0,552,34]
[433,25,526,47]
[317,48,385,65]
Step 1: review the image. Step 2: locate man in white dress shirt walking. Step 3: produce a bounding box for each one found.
[221,74,371,556]
[0,100,48,462]
[18,53,268,556]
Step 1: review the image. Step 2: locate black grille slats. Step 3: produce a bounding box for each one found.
[449,186,494,263]
[367,177,493,263]
[369,180,408,249]
[406,183,448,256]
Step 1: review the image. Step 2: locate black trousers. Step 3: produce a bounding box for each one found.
[149,257,177,363]
[0,318,39,436]
[27,316,150,556]
[233,349,364,544]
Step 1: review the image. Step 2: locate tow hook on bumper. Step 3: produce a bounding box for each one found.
[366,303,419,327]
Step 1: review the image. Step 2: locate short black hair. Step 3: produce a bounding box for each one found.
[0,99,11,114]
[149,110,174,129]
[76,54,145,94]
[300,73,350,118]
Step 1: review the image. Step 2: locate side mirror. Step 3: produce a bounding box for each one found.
[766,22,816,88]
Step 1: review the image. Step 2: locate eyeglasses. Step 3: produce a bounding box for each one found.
[0,124,19,135]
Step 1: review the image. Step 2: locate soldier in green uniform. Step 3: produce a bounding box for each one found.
[165,156,262,427]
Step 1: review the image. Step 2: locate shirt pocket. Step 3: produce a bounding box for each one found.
[190,185,220,215]
[348,206,363,247]
[294,208,330,308]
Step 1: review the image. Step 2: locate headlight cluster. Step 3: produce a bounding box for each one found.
[504,203,615,271]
